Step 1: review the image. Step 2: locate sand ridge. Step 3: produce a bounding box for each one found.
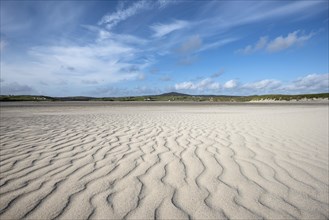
[0,104,328,219]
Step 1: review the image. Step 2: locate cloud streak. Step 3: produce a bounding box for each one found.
[238,31,315,54]
[282,73,329,92]
[237,37,268,54]
[99,0,176,30]
[99,0,151,29]
[175,78,220,91]
[266,31,314,52]
[242,79,282,90]
[150,20,189,38]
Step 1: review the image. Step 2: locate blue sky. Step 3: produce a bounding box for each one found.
[0,0,328,97]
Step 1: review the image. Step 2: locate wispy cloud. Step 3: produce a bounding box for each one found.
[199,38,238,52]
[223,80,238,89]
[1,37,152,96]
[174,73,328,94]
[99,0,151,29]
[82,24,148,45]
[242,79,282,90]
[237,37,268,54]
[175,78,220,91]
[192,0,325,45]
[99,0,176,30]
[215,1,325,30]
[211,69,225,78]
[238,31,315,54]
[239,1,324,25]
[150,20,189,38]
[240,73,328,93]
[157,0,176,9]
[266,30,314,52]
[283,73,329,92]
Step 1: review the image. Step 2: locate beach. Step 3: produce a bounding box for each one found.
[0,102,328,219]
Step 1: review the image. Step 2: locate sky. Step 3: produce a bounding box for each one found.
[0,0,328,97]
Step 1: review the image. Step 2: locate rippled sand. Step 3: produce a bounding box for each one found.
[0,102,328,219]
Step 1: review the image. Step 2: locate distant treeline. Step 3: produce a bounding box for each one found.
[0,92,328,102]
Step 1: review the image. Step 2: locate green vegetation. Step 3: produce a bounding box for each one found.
[0,95,55,102]
[0,93,328,102]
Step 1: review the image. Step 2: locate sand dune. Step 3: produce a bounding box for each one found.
[0,103,328,219]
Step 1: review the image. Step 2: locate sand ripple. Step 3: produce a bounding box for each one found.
[0,104,328,219]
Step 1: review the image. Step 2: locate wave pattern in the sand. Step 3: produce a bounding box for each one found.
[0,106,328,219]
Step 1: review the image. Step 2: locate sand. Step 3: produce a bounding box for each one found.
[0,102,328,219]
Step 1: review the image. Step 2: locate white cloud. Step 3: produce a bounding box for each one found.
[199,37,238,52]
[150,20,189,38]
[208,1,324,31]
[28,42,138,77]
[237,31,314,54]
[1,38,152,96]
[283,73,329,91]
[175,81,194,90]
[175,78,220,91]
[99,0,151,29]
[242,79,282,90]
[266,30,314,52]
[239,1,324,25]
[99,0,176,30]
[223,80,237,89]
[82,25,148,45]
[98,29,111,41]
[189,1,324,49]
[238,36,268,54]
[208,82,221,90]
[157,0,175,9]
[174,73,328,95]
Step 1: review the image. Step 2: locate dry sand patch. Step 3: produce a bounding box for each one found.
[0,103,328,219]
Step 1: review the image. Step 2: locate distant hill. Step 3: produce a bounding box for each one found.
[158,92,190,96]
